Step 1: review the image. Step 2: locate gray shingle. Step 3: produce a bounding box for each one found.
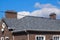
[3,16,60,32]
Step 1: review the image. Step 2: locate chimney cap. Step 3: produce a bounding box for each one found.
[49,13,56,16]
[5,10,17,13]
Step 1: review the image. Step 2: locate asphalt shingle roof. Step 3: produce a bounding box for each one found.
[3,16,60,32]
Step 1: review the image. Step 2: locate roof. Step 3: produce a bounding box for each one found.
[3,16,60,32]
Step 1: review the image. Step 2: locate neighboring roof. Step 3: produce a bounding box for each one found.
[3,16,60,32]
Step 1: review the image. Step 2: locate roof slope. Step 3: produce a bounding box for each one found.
[3,16,60,32]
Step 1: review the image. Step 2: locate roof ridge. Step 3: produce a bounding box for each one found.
[25,16,59,20]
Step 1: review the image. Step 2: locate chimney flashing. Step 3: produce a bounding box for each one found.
[49,13,56,16]
[5,10,17,13]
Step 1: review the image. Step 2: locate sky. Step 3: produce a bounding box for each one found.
[0,0,60,19]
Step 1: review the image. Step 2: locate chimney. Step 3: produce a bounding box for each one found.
[5,10,17,18]
[49,13,56,19]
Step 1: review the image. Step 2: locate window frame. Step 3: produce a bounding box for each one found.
[35,35,45,40]
[53,35,60,40]
[2,23,6,28]
[1,37,4,40]
[5,36,9,40]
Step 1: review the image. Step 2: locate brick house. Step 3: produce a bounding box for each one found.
[0,11,60,40]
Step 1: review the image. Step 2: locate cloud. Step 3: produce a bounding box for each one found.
[17,2,60,19]
[18,8,60,19]
[31,8,60,19]
[17,11,30,19]
[57,0,60,4]
[58,1,60,4]
[34,2,56,8]
[34,2,41,8]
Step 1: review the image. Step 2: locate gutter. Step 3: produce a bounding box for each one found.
[12,30,30,40]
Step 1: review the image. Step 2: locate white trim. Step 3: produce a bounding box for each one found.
[5,36,9,39]
[2,23,6,28]
[35,35,45,40]
[27,34,29,40]
[1,37,4,40]
[53,35,60,40]
[13,36,14,40]
[53,35,60,37]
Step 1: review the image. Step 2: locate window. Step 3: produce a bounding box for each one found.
[35,35,45,40]
[53,35,60,40]
[5,37,9,40]
[2,23,6,28]
[1,37,4,40]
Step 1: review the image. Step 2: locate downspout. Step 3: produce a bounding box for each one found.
[27,33,29,40]
[25,30,29,40]
[11,31,14,40]
[13,36,14,40]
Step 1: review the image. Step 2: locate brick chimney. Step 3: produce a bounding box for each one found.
[5,10,17,18]
[49,13,56,19]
